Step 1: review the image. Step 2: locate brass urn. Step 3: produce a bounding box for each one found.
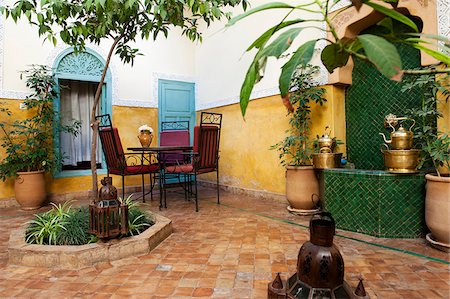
[380,115,420,173]
[313,127,342,169]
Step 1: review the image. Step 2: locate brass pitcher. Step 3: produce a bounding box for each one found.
[318,126,335,150]
[379,118,415,150]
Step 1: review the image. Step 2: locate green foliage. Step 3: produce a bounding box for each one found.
[402,72,450,176]
[270,65,326,166]
[25,201,73,245]
[357,34,402,79]
[228,0,450,116]
[118,193,139,209]
[25,212,67,245]
[127,207,154,236]
[119,194,155,236]
[0,65,80,180]
[55,206,93,245]
[25,200,154,245]
[279,40,317,97]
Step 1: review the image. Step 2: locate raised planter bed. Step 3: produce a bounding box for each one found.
[8,213,172,269]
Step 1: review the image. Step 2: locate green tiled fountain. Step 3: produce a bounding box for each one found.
[321,169,426,238]
[322,29,427,239]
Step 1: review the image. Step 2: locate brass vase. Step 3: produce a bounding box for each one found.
[138,131,153,147]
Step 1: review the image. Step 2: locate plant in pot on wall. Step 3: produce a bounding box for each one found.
[270,65,326,214]
[403,72,450,251]
[0,65,80,210]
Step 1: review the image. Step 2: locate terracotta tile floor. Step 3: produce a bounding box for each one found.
[0,187,449,298]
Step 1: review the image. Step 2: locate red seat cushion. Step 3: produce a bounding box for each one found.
[109,164,159,175]
[165,164,194,173]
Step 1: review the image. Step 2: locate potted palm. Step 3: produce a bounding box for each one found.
[403,72,450,250]
[271,65,326,213]
[0,65,79,210]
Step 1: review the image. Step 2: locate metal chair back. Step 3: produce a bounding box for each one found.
[194,112,222,171]
[96,114,125,173]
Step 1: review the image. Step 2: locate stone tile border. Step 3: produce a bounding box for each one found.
[1,181,286,208]
[7,213,172,269]
[198,180,286,203]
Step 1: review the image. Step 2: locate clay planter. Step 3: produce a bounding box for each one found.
[14,170,46,210]
[425,174,450,248]
[285,166,319,210]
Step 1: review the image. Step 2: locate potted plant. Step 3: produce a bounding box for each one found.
[403,72,450,250]
[271,65,327,213]
[0,65,79,210]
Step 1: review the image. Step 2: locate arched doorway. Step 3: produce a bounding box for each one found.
[53,48,112,176]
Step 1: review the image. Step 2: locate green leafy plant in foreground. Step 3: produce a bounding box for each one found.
[25,213,67,245]
[227,0,450,116]
[270,65,326,166]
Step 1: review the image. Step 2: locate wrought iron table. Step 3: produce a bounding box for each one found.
[128,146,193,209]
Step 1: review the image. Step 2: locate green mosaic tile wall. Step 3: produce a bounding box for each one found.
[322,169,426,238]
[345,34,421,170]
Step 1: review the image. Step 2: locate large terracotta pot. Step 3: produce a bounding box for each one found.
[425,174,450,246]
[14,170,46,210]
[286,166,320,210]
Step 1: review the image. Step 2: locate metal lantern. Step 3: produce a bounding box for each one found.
[89,177,129,239]
[268,212,369,299]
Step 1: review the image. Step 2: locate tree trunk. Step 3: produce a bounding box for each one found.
[90,36,123,202]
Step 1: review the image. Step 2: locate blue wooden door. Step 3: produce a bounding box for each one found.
[158,79,195,144]
[158,79,195,184]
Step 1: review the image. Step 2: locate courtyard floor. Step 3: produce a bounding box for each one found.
[0,187,449,298]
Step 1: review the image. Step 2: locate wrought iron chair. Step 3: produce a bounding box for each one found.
[96,114,159,202]
[164,112,222,211]
[158,121,191,205]
[159,121,190,166]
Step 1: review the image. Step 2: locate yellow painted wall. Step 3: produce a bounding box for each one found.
[1,81,449,202]
[199,85,347,195]
[0,101,159,200]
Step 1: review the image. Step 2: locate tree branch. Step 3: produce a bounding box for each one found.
[90,33,125,202]
[403,68,450,75]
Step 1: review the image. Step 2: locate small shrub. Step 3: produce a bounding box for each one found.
[25,212,67,245]
[128,207,154,236]
[55,207,93,245]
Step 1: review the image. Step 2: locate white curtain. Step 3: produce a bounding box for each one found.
[60,80,102,166]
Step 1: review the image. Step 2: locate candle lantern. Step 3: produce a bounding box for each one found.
[268,212,369,299]
[89,177,129,239]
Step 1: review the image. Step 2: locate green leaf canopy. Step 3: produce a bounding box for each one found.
[358,34,403,80]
